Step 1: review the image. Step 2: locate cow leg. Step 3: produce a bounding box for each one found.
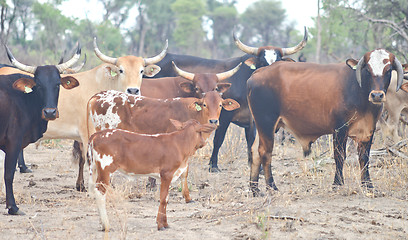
[181,165,192,203]
[333,130,347,186]
[74,141,86,192]
[244,122,257,166]
[209,110,233,172]
[157,174,171,230]
[4,144,25,215]
[357,135,374,189]
[17,150,32,173]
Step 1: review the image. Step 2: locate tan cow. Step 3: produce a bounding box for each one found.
[88,119,217,231]
[0,38,168,191]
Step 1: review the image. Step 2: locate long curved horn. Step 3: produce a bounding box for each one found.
[70,54,87,73]
[5,45,36,74]
[56,42,81,73]
[216,62,242,81]
[393,56,404,91]
[282,26,308,56]
[172,61,194,81]
[233,32,258,55]
[144,39,168,65]
[93,37,117,65]
[355,57,365,88]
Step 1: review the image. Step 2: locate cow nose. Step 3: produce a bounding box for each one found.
[370,91,384,101]
[127,88,140,95]
[42,108,58,120]
[209,119,218,125]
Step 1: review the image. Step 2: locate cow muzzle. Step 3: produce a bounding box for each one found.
[369,90,386,104]
[42,108,59,120]
[209,119,219,126]
[126,88,140,95]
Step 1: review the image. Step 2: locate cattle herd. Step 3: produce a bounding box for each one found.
[1,27,408,232]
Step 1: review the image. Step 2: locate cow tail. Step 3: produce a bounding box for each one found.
[87,139,96,197]
[71,141,82,164]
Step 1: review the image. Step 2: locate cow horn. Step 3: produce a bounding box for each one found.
[393,56,404,91]
[144,39,168,65]
[233,32,258,55]
[5,45,37,74]
[355,57,365,88]
[70,54,87,73]
[56,42,81,73]
[282,26,308,56]
[94,37,118,65]
[216,62,242,81]
[172,61,194,81]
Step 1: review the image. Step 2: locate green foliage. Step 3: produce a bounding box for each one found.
[171,0,207,55]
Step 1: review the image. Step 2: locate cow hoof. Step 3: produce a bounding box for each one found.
[209,167,221,173]
[186,199,195,204]
[76,183,87,192]
[20,167,33,173]
[8,208,25,215]
[361,181,374,189]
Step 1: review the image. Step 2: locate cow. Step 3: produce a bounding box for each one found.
[87,90,240,200]
[0,44,81,215]
[247,49,405,195]
[140,61,241,99]
[381,70,408,142]
[0,38,169,191]
[88,119,217,231]
[144,28,308,172]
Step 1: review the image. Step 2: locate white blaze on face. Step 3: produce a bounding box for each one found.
[264,50,278,65]
[368,49,390,76]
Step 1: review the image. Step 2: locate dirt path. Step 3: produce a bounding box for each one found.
[0,127,407,239]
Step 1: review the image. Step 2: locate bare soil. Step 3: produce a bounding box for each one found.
[0,125,407,240]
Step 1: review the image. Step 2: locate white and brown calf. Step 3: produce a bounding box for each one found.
[88,119,217,231]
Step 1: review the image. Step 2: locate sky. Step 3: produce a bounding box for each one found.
[59,0,318,32]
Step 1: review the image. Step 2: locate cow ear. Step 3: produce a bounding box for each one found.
[222,99,240,111]
[281,57,296,62]
[244,57,257,70]
[400,82,408,93]
[199,123,217,133]
[169,119,183,130]
[215,83,231,93]
[180,81,195,93]
[188,99,203,112]
[144,65,161,77]
[105,65,120,77]
[13,78,36,93]
[346,59,359,70]
[402,63,408,72]
[61,76,80,89]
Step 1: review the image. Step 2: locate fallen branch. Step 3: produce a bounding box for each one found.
[268,215,304,222]
[387,147,408,159]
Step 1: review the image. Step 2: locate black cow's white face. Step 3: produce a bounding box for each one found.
[257,48,283,68]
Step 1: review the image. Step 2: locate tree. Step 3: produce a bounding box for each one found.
[171,0,207,56]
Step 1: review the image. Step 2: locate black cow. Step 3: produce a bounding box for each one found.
[0,45,81,215]
[145,28,308,172]
[247,49,404,195]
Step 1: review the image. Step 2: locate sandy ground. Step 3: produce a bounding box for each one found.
[0,125,407,240]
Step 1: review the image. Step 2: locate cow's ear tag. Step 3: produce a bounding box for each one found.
[195,103,202,111]
[66,80,71,85]
[110,70,117,77]
[352,65,357,70]
[250,64,256,70]
[151,67,154,72]
[24,86,33,93]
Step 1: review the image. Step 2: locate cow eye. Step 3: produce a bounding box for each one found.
[119,69,124,74]
[140,69,144,74]
[203,103,207,108]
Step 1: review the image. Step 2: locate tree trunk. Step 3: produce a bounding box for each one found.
[316,0,321,63]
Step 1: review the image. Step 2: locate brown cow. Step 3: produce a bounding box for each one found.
[88,119,217,231]
[140,61,241,99]
[247,49,405,195]
[87,90,240,201]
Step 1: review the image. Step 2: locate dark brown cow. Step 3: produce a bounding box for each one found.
[247,49,404,195]
[0,44,81,215]
[87,90,240,201]
[88,119,217,231]
[141,62,241,99]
